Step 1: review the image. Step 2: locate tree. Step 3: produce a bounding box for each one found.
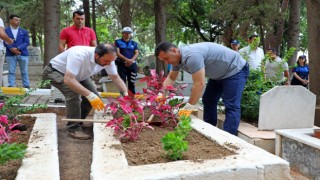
[286,0,300,68]
[43,0,60,67]
[109,0,132,28]
[83,0,91,27]
[263,0,289,52]
[306,0,320,127]
[154,0,167,75]
[91,0,97,41]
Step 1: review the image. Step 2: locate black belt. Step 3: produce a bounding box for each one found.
[48,63,63,74]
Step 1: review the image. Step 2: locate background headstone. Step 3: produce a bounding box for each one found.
[258,86,316,130]
[27,46,42,64]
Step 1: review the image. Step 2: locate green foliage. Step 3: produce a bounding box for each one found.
[283,47,297,63]
[249,37,261,50]
[241,47,296,121]
[241,69,269,121]
[122,112,142,128]
[0,143,27,165]
[0,82,48,123]
[175,115,192,138]
[161,115,192,160]
[95,17,116,43]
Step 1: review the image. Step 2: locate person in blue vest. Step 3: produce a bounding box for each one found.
[291,55,309,88]
[4,15,30,88]
[114,27,139,94]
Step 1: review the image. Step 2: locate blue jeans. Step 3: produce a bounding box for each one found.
[6,55,30,87]
[202,63,249,135]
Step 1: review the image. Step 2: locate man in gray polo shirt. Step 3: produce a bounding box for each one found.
[155,42,249,135]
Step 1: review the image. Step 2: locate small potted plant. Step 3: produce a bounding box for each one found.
[314,128,320,139]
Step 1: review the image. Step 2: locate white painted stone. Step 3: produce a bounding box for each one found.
[275,128,320,151]
[91,116,291,180]
[258,86,316,130]
[15,113,59,180]
[27,89,51,95]
[275,128,320,179]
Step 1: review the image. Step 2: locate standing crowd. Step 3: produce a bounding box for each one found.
[0,10,310,139]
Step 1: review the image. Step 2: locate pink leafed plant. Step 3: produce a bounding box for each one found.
[0,114,21,145]
[105,69,188,141]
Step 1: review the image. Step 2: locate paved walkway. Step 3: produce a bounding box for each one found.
[21,86,66,106]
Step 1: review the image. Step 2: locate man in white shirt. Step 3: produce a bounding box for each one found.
[43,44,128,140]
[265,48,289,85]
[0,17,14,86]
[239,35,265,71]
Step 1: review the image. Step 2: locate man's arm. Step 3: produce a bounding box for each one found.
[188,68,206,105]
[131,49,139,61]
[163,70,179,87]
[59,39,67,53]
[284,70,290,85]
[64,70,92,96]
[90,40,97,47]
[0,27,13,44]
[108,74,128,94]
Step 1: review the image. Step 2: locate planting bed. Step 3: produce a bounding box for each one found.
[0,116,36,180]
[91,115,291,180]
[0,113,59,180]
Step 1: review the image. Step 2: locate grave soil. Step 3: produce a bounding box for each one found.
[0,114,308,180]
[0,116,36,180]
[121,125,237,166]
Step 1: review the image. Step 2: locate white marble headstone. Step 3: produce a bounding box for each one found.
[27,46,42,63]
[258,86,316,130]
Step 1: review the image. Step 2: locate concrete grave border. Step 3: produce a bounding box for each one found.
[91,116,291,180]
[15,113,59,180]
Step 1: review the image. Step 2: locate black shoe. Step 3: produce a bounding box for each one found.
[67,129,91,140]
[24,86,30,88]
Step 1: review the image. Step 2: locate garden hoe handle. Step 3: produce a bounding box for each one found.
[147,114,155,122]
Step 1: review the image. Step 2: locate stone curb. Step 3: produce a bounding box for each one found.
[91,115,291,180]
[15,113,59,180]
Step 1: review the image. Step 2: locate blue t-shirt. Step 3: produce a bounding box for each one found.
[114,39,138,59]
[292,65,309,80]
[172,42,246,80]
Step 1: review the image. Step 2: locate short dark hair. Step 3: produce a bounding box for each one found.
[267,48,277,54]
[154,42,176,56]
[249,34,259,40]
[95,43,116,57]
[9,15,20,19]
[299,55,306,59]
[73,10,85,18]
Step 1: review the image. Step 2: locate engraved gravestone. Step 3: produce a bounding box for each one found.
[27,46,41,63]
[258,86,316,130]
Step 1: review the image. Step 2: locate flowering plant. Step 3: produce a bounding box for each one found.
[0,102,27,165]
[106,69,188,141]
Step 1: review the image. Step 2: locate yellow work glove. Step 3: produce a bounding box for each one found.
[178,103,196,116]
[86,92,104,111]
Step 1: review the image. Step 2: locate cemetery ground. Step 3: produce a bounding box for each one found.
[0,75,312,179]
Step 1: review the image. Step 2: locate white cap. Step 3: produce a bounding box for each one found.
[122,27,133,33]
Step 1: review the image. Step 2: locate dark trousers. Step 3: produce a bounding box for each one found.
[202,63,249,135]
[117,63,137,94]
[42,64,99,129]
